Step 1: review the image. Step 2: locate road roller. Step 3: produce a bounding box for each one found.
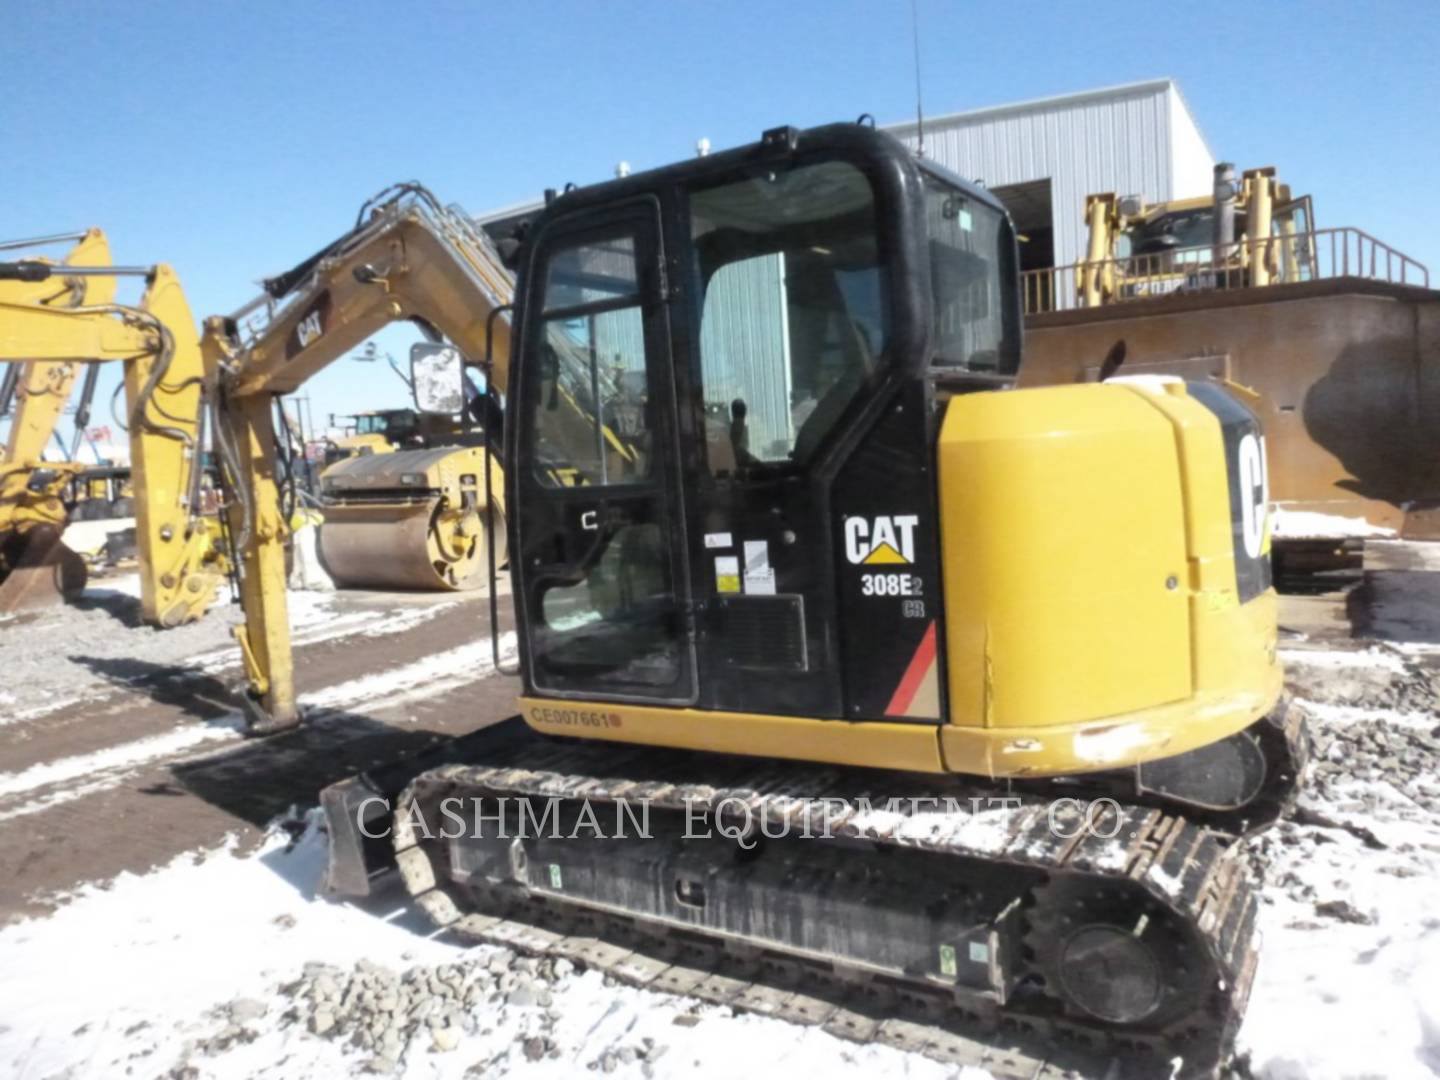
[317,444,505,591]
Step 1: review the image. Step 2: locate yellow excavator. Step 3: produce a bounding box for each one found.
[208,129,1304,1075]
[0,239,225,624]
[1022,164,1440,575]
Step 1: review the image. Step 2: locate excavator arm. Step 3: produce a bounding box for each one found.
[203,185,521,731]
[208,182,635,730]
[0,257,223,623]
[216,187,515,398]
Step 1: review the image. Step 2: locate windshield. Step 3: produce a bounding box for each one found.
[1129,209,1217,256]
[690,160,889,471]
[923,177,1018,375]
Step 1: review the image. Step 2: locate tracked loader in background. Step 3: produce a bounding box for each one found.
[214,126,1306,1075]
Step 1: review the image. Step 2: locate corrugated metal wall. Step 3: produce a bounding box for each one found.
[887,80,1215,274]
[697,253,792,458]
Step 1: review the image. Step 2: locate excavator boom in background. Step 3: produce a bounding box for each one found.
[207,127,1306,1075]
[0,241,224,624]
[0,229,118,608]
[1020,163,1440,575]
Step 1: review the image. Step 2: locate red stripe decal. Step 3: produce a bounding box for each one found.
[884,620,937,716]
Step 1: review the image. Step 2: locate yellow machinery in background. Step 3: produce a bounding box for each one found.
[318,441,506,590]
[0,240,225,623]
[312,377,503,590]
[1,229,121,608]
[1074,164,1314,307]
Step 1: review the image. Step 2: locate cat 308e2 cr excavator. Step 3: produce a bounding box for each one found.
[214,125,1306,1076]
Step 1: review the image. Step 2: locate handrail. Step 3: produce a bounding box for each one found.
[1022,227,1431,315]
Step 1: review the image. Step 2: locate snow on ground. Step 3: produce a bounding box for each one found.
[1271,508,1397,540]
[1236,646,1440,1079]
[0,814,984,1080]
[3,599,1439,1078]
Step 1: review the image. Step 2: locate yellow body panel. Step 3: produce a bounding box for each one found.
[938,383,1193,731]
[519,698,947,773]
[518,381,1281,780]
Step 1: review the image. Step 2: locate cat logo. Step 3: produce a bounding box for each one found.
[296,309,324,348]
[1237,432,1270,560]
[286,292,332,360]
[844,514,918,565]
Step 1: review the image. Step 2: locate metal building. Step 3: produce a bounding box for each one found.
[884,78,1215,283]
[473,80,1217,428]
[479,77,1215,294]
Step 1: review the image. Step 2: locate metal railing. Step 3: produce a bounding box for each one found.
[1022,227,1430,316]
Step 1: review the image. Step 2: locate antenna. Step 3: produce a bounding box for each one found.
[910,0,926,157]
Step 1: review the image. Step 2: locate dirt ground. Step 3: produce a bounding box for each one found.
[0,575,518,924]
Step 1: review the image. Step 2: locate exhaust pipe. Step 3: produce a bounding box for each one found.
[1213,163,1237,276]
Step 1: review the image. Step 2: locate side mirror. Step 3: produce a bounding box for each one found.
[410,343,465,415]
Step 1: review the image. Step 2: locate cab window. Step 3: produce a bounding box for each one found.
[924,178,1019,375]
[690,161,889,474]
[530,234,653,487]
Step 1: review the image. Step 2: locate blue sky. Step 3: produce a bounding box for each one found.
[4,1,1437,441]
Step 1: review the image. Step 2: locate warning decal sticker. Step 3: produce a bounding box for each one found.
[883,620,939,720]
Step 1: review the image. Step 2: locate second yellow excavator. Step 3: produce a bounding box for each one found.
[0,240,225,624]
[0,228,119,607]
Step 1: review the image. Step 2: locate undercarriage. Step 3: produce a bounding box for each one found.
[321,703,1306,1078]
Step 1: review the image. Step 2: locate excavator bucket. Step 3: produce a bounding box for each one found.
[0,524,88,613]
[316,445,505,591]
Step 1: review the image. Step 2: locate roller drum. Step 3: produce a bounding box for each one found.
[316,446,506,592]
[318,498,505,591]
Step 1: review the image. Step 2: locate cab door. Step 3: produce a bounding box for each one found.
[510,199,696,705]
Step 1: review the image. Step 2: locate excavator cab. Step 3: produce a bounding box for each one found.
[507,124,1019,718]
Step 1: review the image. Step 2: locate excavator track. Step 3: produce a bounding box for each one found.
[387,720,1274,1078]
